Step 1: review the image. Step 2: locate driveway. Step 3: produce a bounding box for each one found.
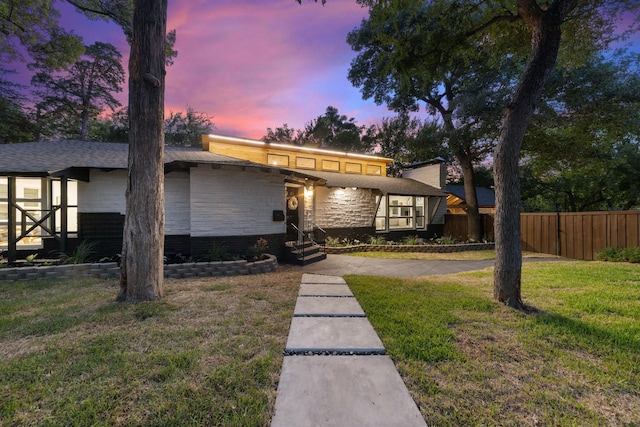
[301,253,559,277]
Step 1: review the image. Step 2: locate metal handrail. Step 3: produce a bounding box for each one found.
[308,221,326,252]
[288,223,306,260]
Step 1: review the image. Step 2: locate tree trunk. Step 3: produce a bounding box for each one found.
[458,152,482,242]
[118,0,167,302]
[494,0,576,309]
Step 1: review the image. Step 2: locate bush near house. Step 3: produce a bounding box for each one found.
[595,247,640,263]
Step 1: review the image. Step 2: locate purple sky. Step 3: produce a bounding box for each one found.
[52,0,393,140]
[13,1,640,140]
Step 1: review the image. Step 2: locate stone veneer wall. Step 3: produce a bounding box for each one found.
[314,187,377,229]
[0,255,278,281]
[325,243,494,254]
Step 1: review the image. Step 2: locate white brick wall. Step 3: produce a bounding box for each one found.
[78,169,191,235]
[78,170,127,214]
[402,163,446,188]
[165,171,190,235]
[315,187,377,228]
[190,165,286,237]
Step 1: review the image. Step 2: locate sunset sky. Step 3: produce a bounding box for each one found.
[55,0,391,140]
[13,1,640,141]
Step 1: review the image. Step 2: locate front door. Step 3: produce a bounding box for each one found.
[286,186,301,242]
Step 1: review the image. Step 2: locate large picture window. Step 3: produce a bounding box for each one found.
[375,194,428,232]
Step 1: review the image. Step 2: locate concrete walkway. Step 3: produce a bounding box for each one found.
[271,273,427,427]
[300,253,559,277]
[299,253,495,277]
[272,255,563,425]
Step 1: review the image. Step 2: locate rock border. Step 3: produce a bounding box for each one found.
[324,243,494,254]
[0,254,278,282]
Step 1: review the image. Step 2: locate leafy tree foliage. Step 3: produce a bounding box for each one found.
[347,0,639,309]
[65,0,177,64]
[366,112,446,176]
[347,0,515,242]
[263,106,372,152]
[522,52,640,212]
[303,106,370,152]
[263,124,303,144]
[164,105,215,146]
[31,42,125,140]
[0,69,38,142]
[0,0,84,69]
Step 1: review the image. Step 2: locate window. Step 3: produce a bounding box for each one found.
[375,195,428,232]
[345,162,362,174]
[388,195,413,229]
[321,160,340,171]
[267,153,289,167]
[296,157,316,169]
[366,164,382,175]
[375,195,387,231]
[416,197,426,228]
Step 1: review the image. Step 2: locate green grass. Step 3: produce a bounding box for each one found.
[0,270,302,426]
[346,261,640,426]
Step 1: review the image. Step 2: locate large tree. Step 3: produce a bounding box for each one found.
[490,1,637,309]
[348,0,638,309]
[31,41,125,140]
[117,0,167,302]
[347,1,514,242]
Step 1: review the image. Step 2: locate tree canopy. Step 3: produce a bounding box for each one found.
[31,41,125,140]
[347,0,639,309]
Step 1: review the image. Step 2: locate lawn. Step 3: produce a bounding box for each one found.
[346,260,640,426]
[0,268,302,426]
[2,257,639,426]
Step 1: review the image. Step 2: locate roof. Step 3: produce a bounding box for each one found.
[292,169,447,197]
[0,140,301,177]
[445,184,495,207]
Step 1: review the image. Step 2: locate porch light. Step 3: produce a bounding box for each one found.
[304,185,314,197]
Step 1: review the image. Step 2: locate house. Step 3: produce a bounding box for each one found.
[0,135,447,263]
[445,184,496,215]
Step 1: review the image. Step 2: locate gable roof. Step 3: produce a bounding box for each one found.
[292,169,446,197]
[0,140,308,178]
[445,184,495,207]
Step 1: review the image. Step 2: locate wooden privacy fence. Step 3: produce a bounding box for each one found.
[445,211,640,260]
[444,214,495,242]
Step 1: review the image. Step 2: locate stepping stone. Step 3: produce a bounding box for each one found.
[299,283,353,297]
[271,355,427,427]
[294,296,365,317]
[286,317,384,354]
[301,273,345,284]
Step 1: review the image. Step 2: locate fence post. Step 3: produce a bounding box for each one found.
[7,176,16,264]
[556,211,561,256]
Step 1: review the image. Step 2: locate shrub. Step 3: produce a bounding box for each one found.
[401,235,422,245]
[434,234,458,245]
[60,240,97,264]
[249,238,269,258]
[368,235,387,245]
[595,247,640,263]
[207,242,227,261]
[325,236,357,247]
